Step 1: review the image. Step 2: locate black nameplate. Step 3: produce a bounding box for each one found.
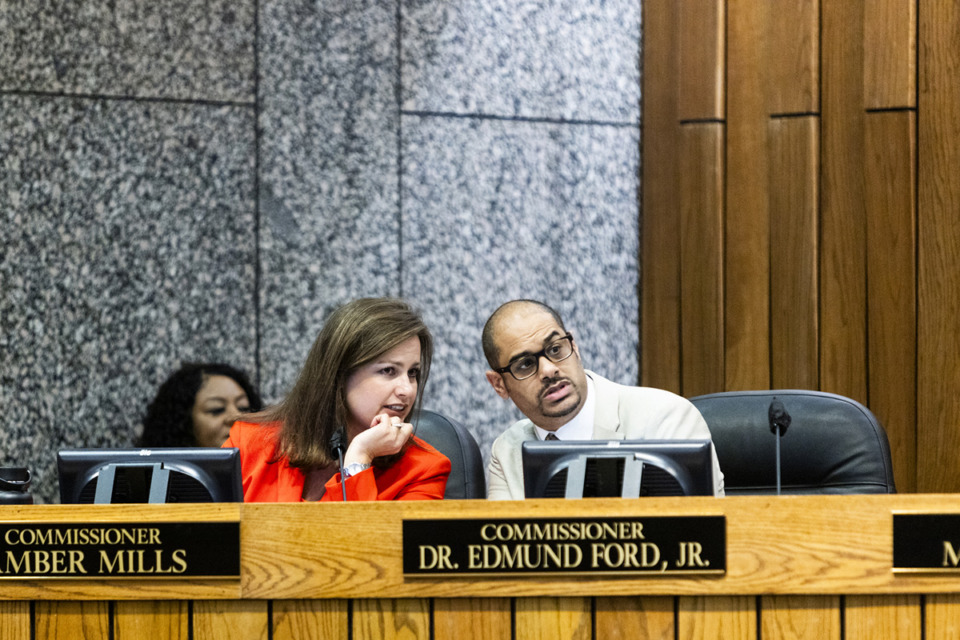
[893,513,960,573]
[403,516,725,577]
[0,521,239,579]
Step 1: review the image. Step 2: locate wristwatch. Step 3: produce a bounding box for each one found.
[342,462,371,478]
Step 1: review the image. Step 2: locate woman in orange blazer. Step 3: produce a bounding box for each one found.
[224,298,450,502]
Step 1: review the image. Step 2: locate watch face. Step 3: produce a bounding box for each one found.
[343,462,370,478]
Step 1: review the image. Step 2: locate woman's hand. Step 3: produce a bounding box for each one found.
[342,413,414,467]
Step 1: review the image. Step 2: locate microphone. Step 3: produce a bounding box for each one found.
[768,399,791,435]
[768,398,791,495]
[329,426,348,502]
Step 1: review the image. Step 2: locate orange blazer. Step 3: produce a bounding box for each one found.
[223,421,450,502]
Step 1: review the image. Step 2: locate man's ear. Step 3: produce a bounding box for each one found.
[486,370,510,399]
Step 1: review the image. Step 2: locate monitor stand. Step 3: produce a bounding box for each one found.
[94,462,171,504]
[563,454,645,498]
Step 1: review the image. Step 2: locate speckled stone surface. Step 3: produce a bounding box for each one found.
[257,0,403,399]
[0,96,257,503]
[1,0,644,501]
[402,115,640,465]
[0,1,255,102]
[401,0,641,122]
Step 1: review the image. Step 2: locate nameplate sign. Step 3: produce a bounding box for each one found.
[893,513,960,573]
[403,516,725,577]
[0,521,240,579]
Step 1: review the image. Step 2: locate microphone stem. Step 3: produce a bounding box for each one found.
[337,447,347,502]
[775,426,782,496]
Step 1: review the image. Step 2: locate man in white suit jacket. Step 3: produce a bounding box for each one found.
[482,300,724,500]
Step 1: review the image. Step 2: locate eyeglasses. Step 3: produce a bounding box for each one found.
[495,333,574,381]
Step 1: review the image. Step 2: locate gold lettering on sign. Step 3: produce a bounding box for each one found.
[0,549,88,575]
[419,545,457,570]
[677,541,709,568]
[943,541,960,568]
[4,526,163,546]
[98,549,187,574]
[589,542,662,569]
[466,544,584,570]
[478,521,645,542]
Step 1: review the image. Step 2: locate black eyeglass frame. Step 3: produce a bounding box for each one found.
[494,333,575,381]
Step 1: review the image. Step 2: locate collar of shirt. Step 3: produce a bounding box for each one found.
[534,374,596,441]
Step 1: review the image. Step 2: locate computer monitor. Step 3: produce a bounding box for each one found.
[57,448,243,504]
[522,439,715,498]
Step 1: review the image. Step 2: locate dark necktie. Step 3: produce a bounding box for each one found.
[544,433,559,441]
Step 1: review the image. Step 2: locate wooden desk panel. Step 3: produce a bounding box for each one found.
[239,495,960,599]
[2,496,960,640]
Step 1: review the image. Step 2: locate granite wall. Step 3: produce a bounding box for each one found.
[1,0,641,503]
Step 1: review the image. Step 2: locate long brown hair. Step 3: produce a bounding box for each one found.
[252,298,433,470]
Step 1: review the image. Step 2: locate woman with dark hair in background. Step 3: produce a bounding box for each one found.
[224,297,450,502]
[139,363,262,448]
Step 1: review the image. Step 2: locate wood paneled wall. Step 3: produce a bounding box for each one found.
[640,0,950,492]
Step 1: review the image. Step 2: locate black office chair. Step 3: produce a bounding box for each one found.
[690,390,896,495]
[413,410,486,499]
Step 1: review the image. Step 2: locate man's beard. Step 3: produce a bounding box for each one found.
[538,376,582,418]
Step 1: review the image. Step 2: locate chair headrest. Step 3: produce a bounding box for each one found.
[413,410,486,499]
[690,390,896,495]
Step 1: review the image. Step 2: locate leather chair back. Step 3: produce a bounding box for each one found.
[690,390,896,495]
[413,410,486,499]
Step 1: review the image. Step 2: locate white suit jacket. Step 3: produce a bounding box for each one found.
[487,371,725,499]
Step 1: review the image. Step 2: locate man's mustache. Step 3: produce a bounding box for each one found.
[539,376,569,399]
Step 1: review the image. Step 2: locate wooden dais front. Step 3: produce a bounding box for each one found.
[2,496,960,639]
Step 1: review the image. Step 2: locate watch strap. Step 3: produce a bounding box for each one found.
[342,462,371,478]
